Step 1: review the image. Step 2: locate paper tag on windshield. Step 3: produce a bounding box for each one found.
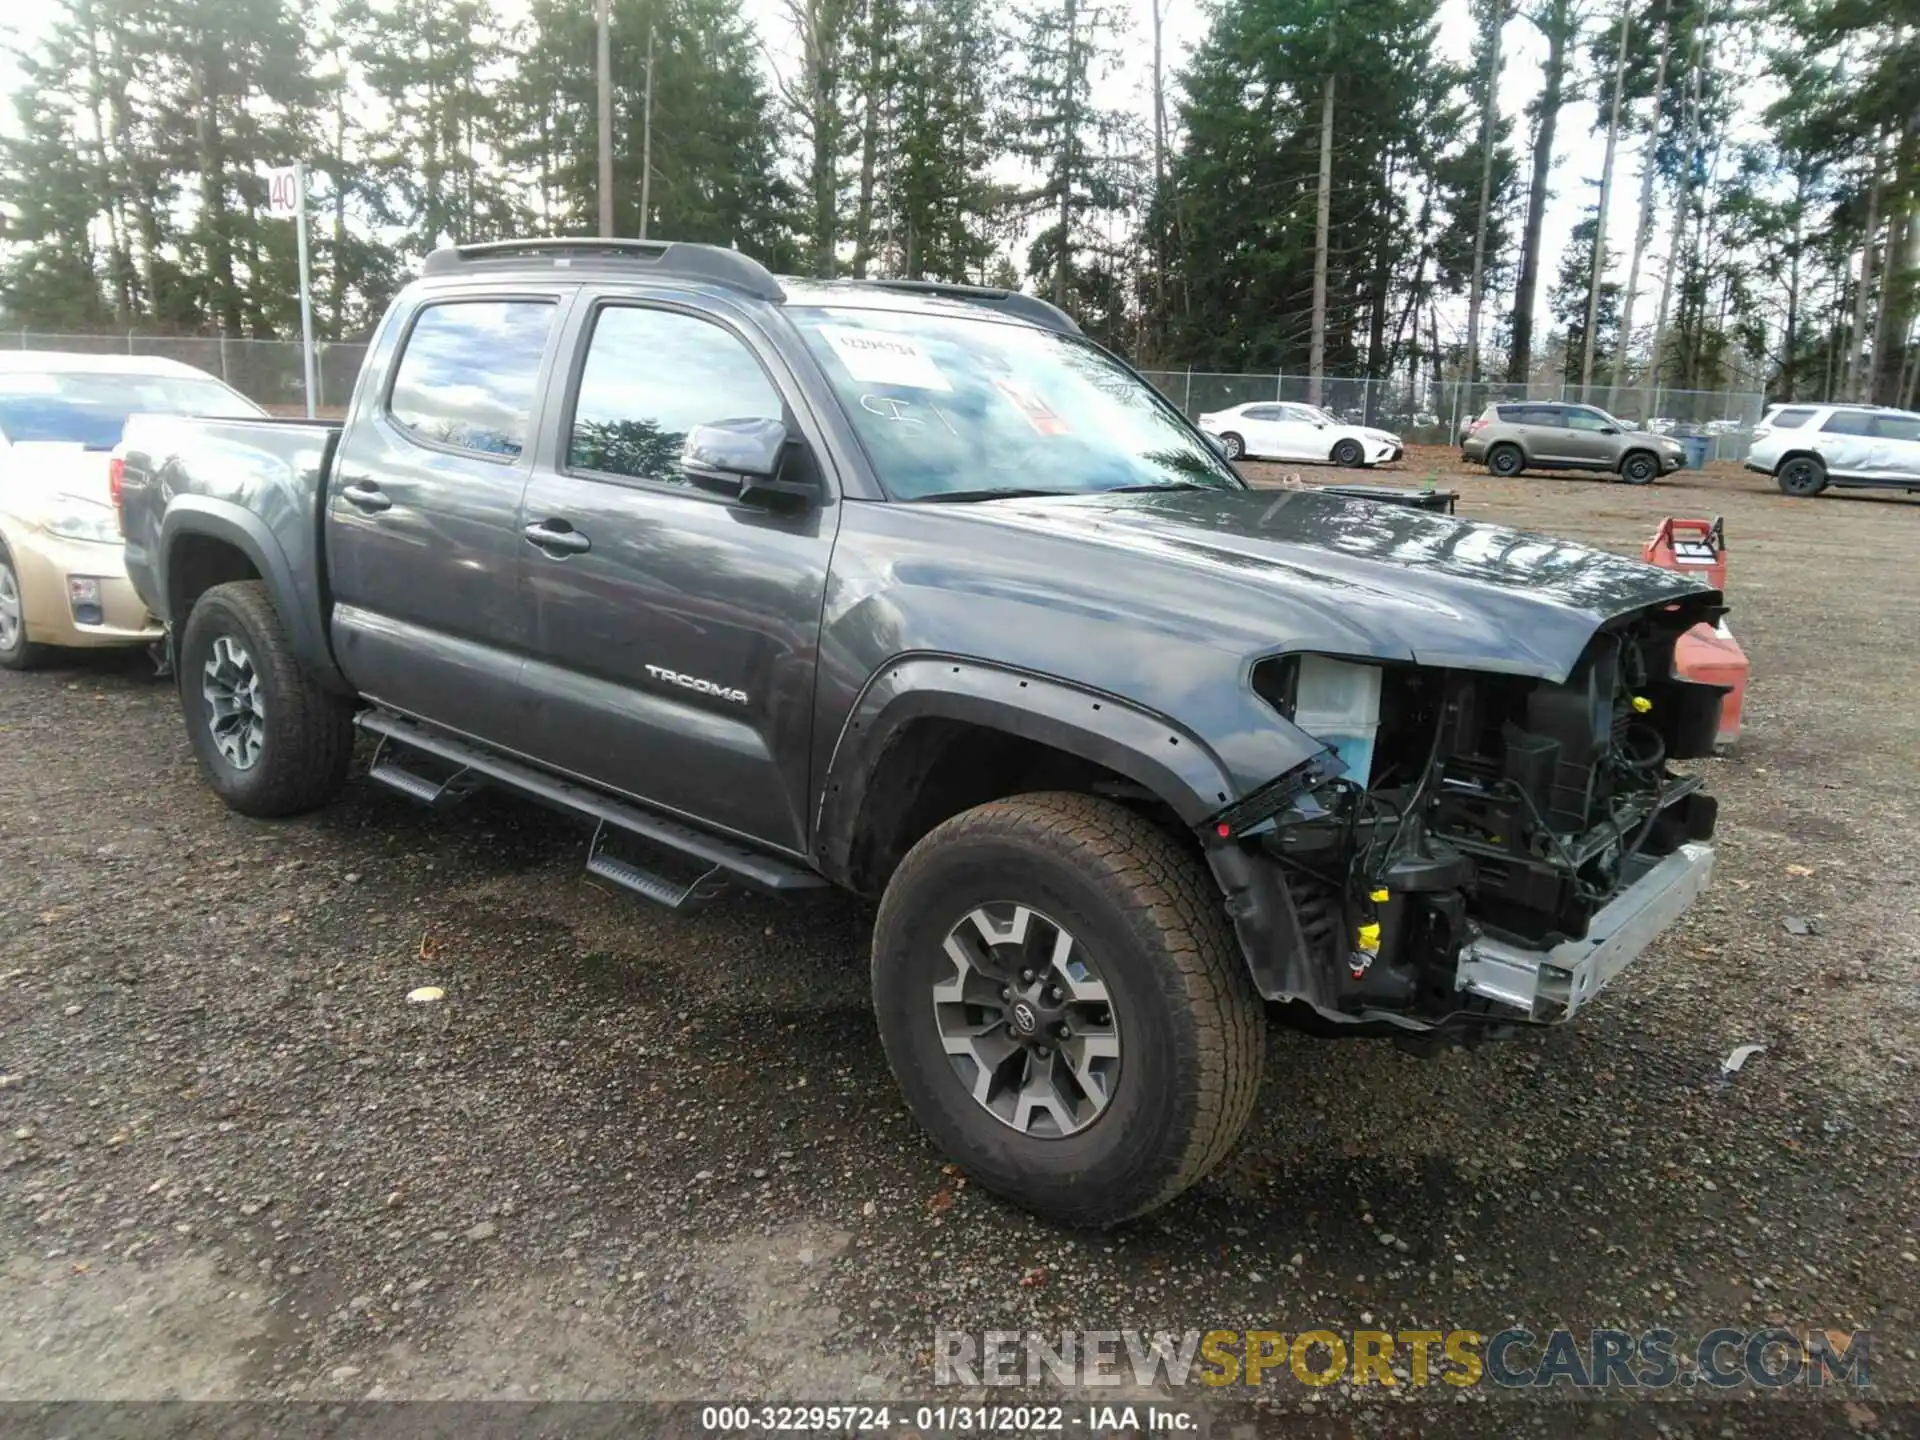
[819,325,951,391]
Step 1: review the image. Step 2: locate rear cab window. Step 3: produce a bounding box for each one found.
[387,300,556,460]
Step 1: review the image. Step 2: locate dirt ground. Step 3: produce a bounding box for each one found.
[2,453,1917,1432]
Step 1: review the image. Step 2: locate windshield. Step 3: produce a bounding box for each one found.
[791,307,1242,500]
[0,372,263,450]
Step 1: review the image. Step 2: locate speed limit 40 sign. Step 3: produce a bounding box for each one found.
[264,165,303,218]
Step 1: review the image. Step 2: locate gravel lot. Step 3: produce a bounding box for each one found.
[2,456,1917,1429]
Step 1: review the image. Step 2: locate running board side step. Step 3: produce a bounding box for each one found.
[367,734,480,809]
[355,710,828,904]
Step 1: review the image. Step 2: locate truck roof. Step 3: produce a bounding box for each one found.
[418,238,1082,337]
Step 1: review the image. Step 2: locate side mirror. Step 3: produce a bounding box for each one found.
[1202,431,1228,457]
[1601,426,1619,435]
[681,418,815,504]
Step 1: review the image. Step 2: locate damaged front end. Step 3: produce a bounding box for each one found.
[1207,596,1724,1039]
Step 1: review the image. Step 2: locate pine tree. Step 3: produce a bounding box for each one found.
[1004,0,1133,309]
[1551,211,1621,384]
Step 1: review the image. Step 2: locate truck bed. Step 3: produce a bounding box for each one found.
[118,414,344,681]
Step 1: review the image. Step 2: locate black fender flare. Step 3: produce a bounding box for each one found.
[159,497,349,693]
[813,654,1242,883]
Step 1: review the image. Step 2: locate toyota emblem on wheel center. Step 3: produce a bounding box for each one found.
[1011,1000,1038,1034]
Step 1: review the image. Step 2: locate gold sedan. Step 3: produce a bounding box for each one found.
[0,353,262,670]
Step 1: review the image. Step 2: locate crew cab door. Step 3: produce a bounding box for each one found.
[326,291,570,746]
[515,296,838,853]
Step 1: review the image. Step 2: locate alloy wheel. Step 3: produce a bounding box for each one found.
[202,634,267,770]
[0,560,21,653]
[932,902,1122,1139]
[1779,458,1824,496]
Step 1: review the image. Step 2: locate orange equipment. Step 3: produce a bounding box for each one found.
[1642,517,1747,750]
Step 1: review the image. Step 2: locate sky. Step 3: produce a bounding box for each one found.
[0,0,1721,352]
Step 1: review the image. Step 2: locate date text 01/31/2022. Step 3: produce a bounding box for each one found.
[698,1404,1196,1432]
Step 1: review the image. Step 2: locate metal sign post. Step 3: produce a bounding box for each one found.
[265,163,318,418]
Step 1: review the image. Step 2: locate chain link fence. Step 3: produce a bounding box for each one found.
[10,332,370,416]
[1139,370,1767,461]
[9,334,1766,460]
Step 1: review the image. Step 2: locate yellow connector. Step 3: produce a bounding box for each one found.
[1356,922,1382,953]
[1631,695,1653,713]
[1368,887,1390,903]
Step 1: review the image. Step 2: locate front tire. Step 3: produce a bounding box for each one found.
[178,580,354,817]
[0,544,52,671]
[1776,455,1827,497]
[872,792,1265,1228]
[1619,451,1659,485]
[1331,438,1365,468]
[1487,443,1525,477]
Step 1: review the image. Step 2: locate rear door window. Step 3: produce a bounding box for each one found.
[1521,405,1566,427]
[388,300,556,460]
[1820,410,1874,436]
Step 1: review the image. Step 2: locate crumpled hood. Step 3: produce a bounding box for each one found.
[951,485,1719,680]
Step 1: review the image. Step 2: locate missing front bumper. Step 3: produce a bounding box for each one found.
[1456,842,1716,1022]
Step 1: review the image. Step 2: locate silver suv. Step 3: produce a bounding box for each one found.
[1460,402,1686,484]
[1744,402,1920,497]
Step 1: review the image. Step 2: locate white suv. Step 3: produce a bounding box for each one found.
[1744,402,1920,497]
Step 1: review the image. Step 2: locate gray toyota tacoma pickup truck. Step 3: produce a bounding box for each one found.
[117,238,1724,1227]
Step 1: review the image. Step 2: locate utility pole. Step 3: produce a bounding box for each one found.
[596,0,613,236]
[1581,4,1630,395]
[639,25,654,239]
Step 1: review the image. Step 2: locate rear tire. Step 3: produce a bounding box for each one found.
[0,544,53,671]
[1331,438,1365,468]
[178,580,354,817]
[1219,432,1245,460]
[1487,443,1525,477]
[872,792,1265,1228]
[1776,455,1827,497]
[1619,450,1659,485]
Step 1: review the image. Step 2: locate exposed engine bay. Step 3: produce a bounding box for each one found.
[1210,597,1725,1036]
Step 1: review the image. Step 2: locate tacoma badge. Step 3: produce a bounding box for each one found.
[644,664,749,705]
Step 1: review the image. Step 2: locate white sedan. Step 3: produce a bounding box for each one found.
[1197,402,1404,467]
